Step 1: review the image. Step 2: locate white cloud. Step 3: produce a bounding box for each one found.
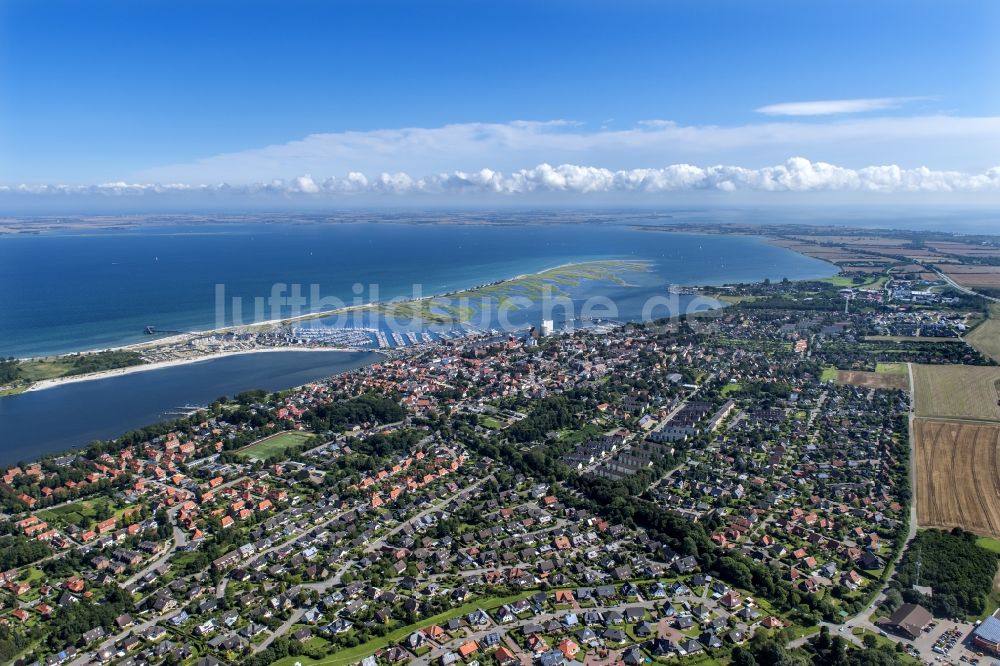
[755,97,925,116]
[5,158,1000,199]
[128,115,1000,186]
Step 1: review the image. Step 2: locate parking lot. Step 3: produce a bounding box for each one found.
[881,618,985,665]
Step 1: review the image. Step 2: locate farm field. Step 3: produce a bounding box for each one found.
[863,335,962,343]
[915,419,1000,538]
[943,272,1000,288]
[836,369,909,391]
[836,362,909,390]
[967,305,1000,364]
[912,363,1000,421]
[235,430,313,461]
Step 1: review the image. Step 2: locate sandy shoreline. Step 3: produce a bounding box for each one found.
[25,346,369,393]
[21,259,648,363]
[13,260,638,395]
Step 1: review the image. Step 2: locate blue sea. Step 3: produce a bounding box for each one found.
[0,219,837,463]
[0,221,835,358]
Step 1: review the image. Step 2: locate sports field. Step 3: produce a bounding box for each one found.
[915,419,1000,538]
[912,364,1000,421]
[236,431,313,461]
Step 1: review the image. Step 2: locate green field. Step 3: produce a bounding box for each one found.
[236,431,313,461]
[976,536,1000,553]
[820,366,838,382]
[720,382,743,396]
[818,275,857,287]
[478,416,502,430]
[875,362,909,375]
[38,497,127,529]
[967,304,1000,364]
[819,274,889,289]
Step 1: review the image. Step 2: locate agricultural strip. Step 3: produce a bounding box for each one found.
[835,370,909,391]
[915,419,1000,538]
[911,363,1000,422]
[967,304,1000,364]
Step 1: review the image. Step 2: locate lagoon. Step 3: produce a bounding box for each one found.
[0,220,838,463]
[0,222,836,358]
[0,350,375,465]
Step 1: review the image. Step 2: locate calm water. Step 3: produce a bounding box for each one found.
[0,222,836,357]
[0,221,837,463]
[0,351,375,465]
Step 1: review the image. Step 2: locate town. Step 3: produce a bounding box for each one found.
[1,273,1000,666]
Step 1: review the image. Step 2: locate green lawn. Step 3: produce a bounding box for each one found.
[38,498,123,529]
[851,629,920,664]
[22,567,45,584]
[820,366,839,382]
[819,274,888,289]
[478,416,502,430]
[17,358,77,383]
[235,431,313,461]
[875,363,908,375]
[720,382,743,396]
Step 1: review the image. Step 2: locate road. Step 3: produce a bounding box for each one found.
[925,266,1000,303]
[363,475,492,555]
[66,609,182,666]
[121,508,190,589]
[251,475,489,654]
[798,364,921,645]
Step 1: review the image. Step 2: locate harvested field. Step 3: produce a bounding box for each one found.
[839,264,892,273]
[765,239,885,264]
[927,242,1000,258]
[967,305,1000,364]
[915,419,1000,538]
[789,235,910,246]
[864,335,962,343]
[836,369,909,390]
[943,272,1000,288]
[912,364,1000,421]
[938,265,1000,274]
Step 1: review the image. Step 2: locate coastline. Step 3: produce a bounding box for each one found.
[21,259,633,361]
[24,346,369,393]
[7,259,644,395]
[5,243,828,393]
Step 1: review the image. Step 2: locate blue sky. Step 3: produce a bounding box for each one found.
[1,0,999,206]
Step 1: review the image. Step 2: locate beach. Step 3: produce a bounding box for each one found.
[24,346,368,393]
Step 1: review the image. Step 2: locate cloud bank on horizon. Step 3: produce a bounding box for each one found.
[5,105,1000,203]
[6,158,1000,199]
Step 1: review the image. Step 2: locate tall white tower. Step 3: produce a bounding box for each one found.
[839,288,854,314]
